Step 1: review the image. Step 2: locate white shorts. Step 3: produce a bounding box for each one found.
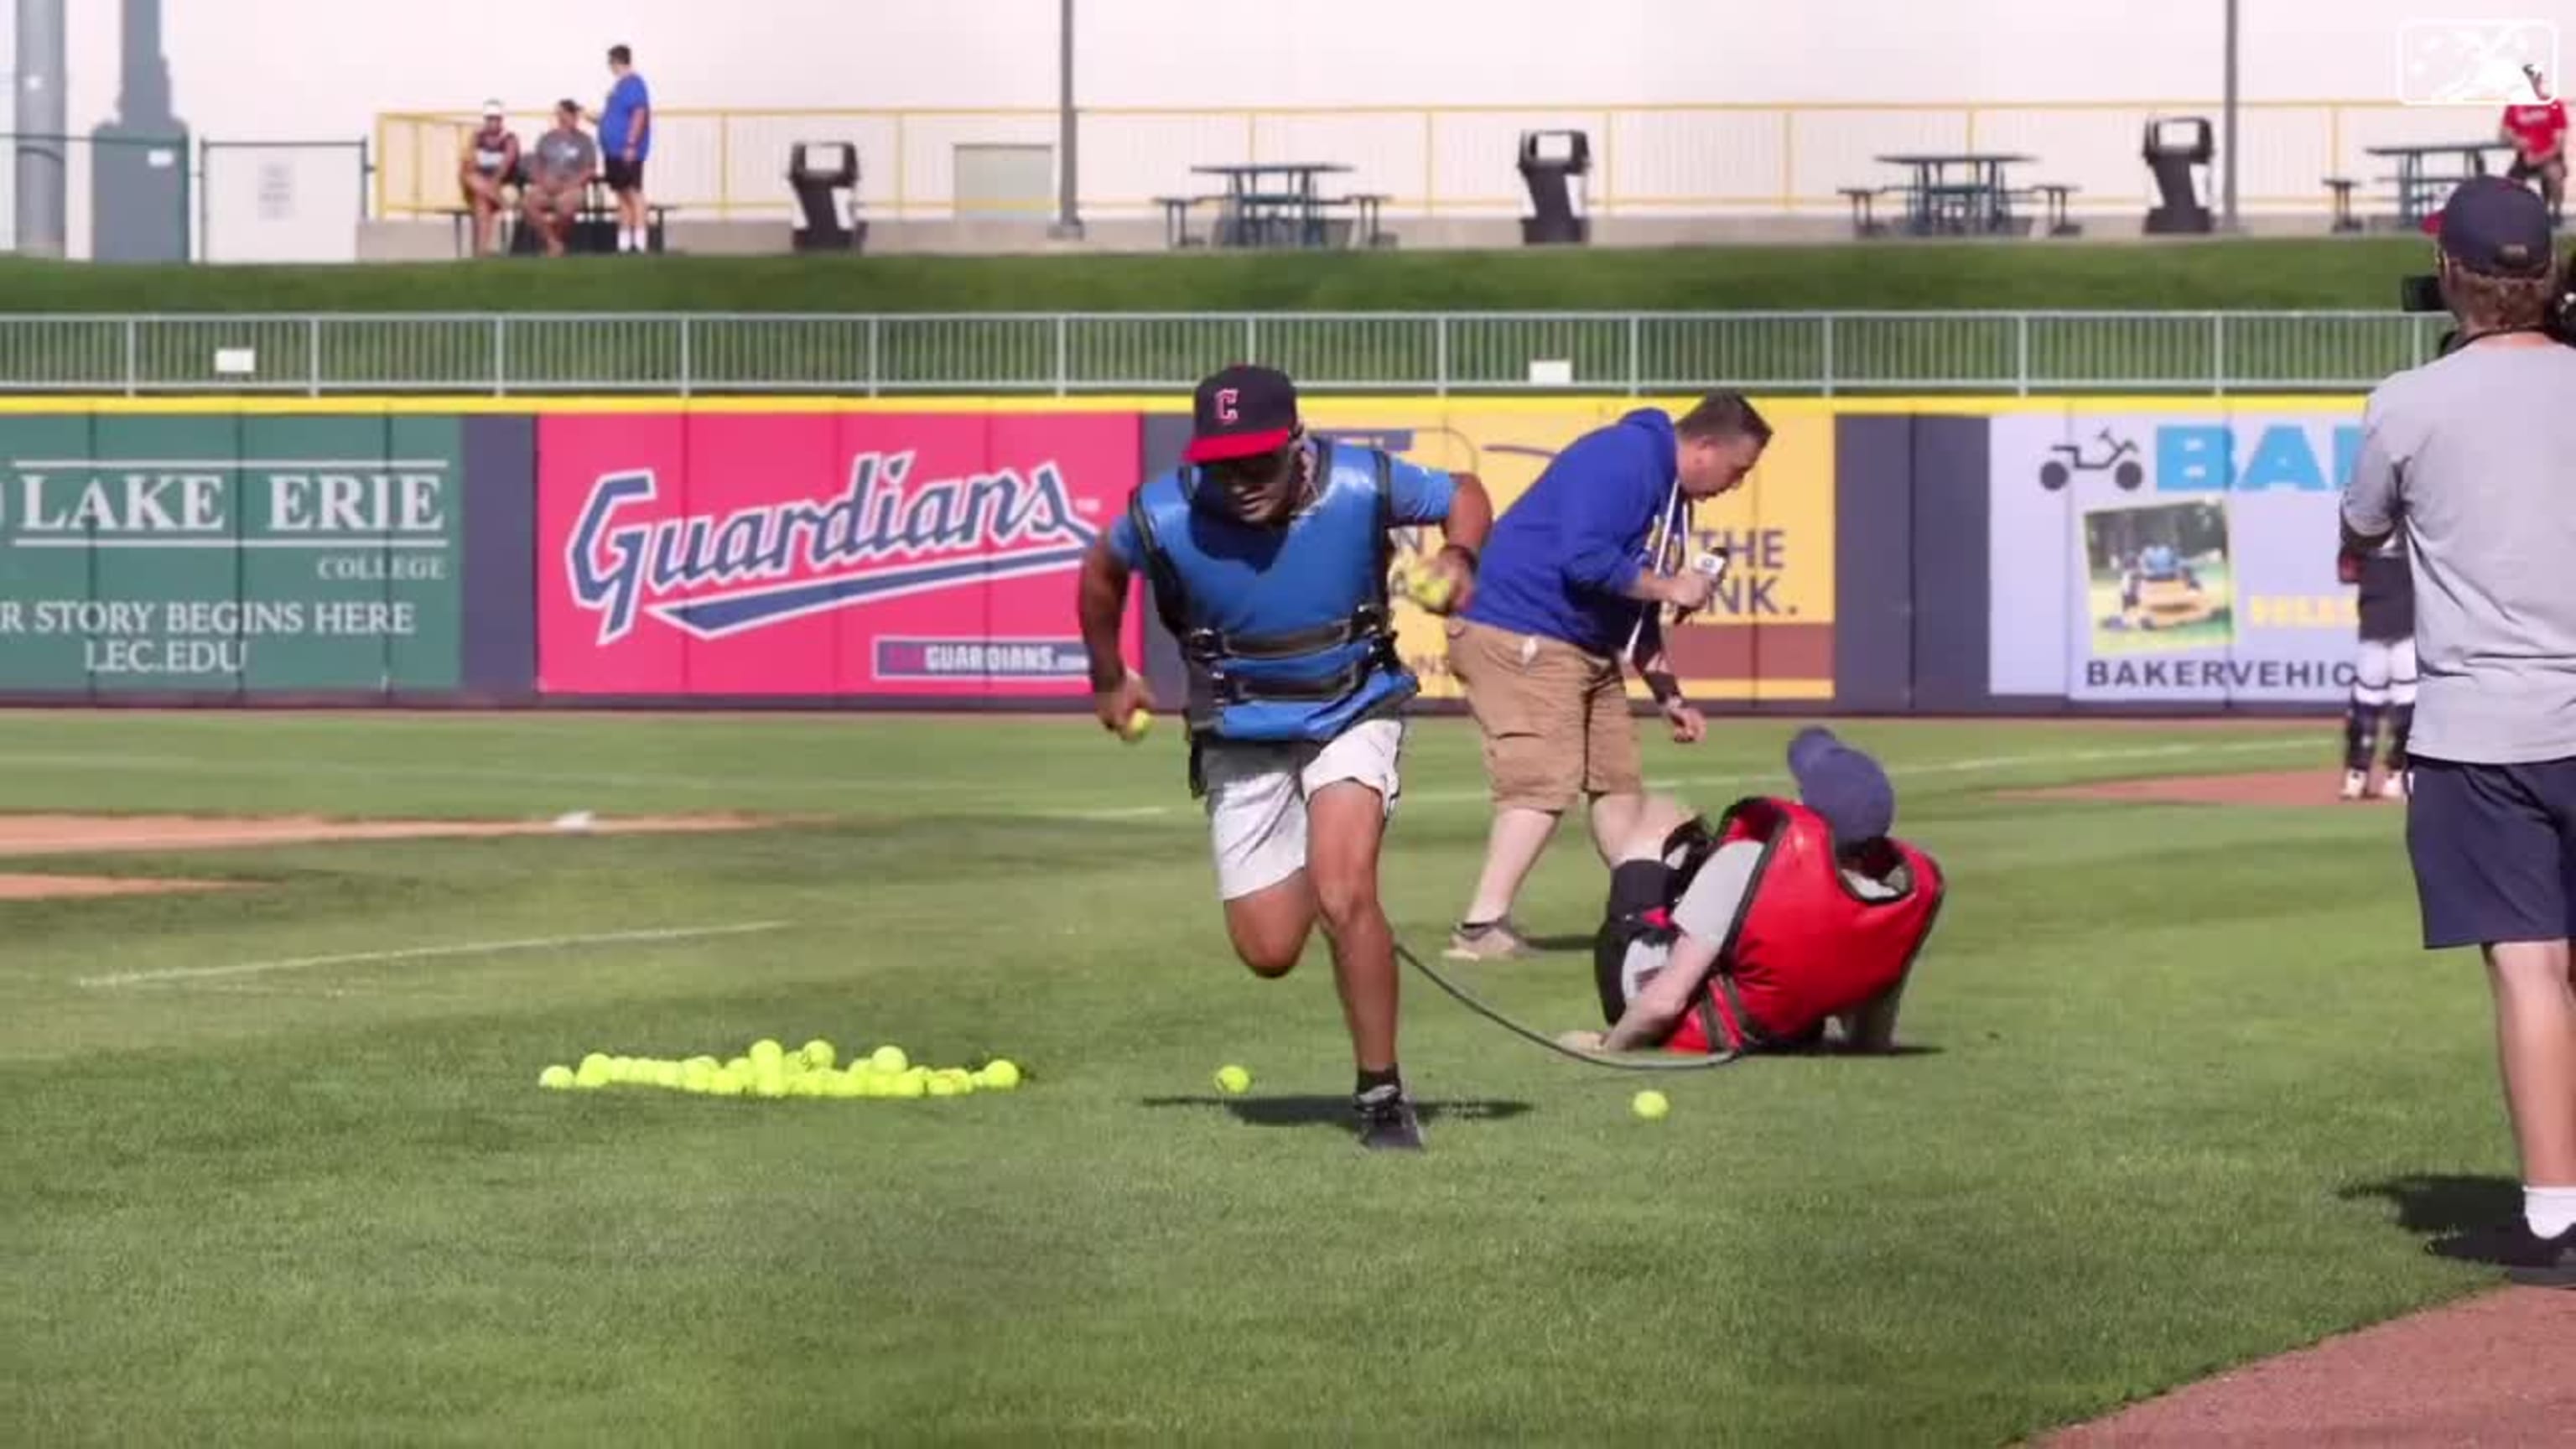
[2353,636,2418,705]
[1200,717,1405,901]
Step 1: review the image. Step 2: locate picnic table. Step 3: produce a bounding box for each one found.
[1181,162,1355,249]
[1871,153,2037,236]
[2363,142,2516,228]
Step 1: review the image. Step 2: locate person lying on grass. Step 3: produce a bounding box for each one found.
[1561,729,1945,1058]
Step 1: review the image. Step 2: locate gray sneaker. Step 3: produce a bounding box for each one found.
[1445,917,1531,961]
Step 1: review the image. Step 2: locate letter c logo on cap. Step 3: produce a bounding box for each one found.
[1215,387,1239,423]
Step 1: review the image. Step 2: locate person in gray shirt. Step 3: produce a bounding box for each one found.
[518,100,598,258]
[2340,175,2576,1288]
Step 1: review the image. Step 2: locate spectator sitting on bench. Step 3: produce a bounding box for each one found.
[520,100,598,258]
[458,100,522,258]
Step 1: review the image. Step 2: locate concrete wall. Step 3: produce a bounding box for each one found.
[49,0,2551,130]
[22,2,2559,257]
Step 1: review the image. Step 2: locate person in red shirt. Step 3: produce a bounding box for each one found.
[2501,64,2567,225]
[1562,728,1945,1058]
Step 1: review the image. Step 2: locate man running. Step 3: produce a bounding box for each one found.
[1075,364,1493,1150]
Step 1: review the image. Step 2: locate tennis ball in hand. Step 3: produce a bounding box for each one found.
[1121,708,1152,742]
[1213,1064,1252,1095]
[539,1065,575,1090]
[870,1045,909,1074]
[1411,573,1455,610]
[1631,1089,1670,1121]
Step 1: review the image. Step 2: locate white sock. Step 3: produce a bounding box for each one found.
[2528,1184,2576,1238]
[618,229,637,252]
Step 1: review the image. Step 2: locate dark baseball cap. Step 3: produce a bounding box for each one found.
[1787,726,1895,845]
[1186,364,1300,463]
[2435,177,2555,277]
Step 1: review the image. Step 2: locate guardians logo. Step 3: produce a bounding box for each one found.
[562,450,1096,646]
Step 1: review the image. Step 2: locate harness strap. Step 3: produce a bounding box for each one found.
[1182,605,1390,662]
[1208,654,1386,704]
[1709,974,1770,1052]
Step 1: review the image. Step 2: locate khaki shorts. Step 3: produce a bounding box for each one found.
[1446,618,1643,813]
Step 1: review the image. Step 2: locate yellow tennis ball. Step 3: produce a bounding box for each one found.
[539,1065,575,1090]
[1122,708,1152,742]
[801,1039,837,1071]
[725,1056,752,1078]
[870,1046,908,1074]
[574,1055,613,1089]
[890,1072,927,1099]
[1632,1089,1670,1121]
[1214,1064,1251,1095]
[1412,574,1454,610]
[749,1039,785,1066]
[710,1069,745,1096]
[978,1059,1022,1090]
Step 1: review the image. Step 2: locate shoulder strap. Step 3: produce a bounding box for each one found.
[1370,444,1397,610]
[1124,480,1192,642]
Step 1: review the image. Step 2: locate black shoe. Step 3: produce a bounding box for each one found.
[2428,1218,2576,1288]
[1353,1083,1424,1151]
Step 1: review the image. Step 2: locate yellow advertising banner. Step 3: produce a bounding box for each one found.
[1300,398,1836,702]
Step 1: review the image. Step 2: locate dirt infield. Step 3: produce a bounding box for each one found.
[0,874,240,901]
[2041,1287,2576,1446]
[0,813,770,900]
[2002,770,2388,809]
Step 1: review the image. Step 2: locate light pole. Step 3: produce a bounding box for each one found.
[1050,0,1084,240]
[15,0,65,257]
[2221,0,2241,230]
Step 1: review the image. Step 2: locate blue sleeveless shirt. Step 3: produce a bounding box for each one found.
[1120,440,1436,745]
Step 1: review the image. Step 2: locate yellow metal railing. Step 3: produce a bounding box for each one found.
[375,100,2492,225]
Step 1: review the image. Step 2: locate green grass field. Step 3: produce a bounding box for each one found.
[0,710,2521,1446]
[1,236,2438,314]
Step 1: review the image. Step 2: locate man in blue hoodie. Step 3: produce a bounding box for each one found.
[1442,392,1772,960]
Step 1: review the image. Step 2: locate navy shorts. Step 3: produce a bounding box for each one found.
[2407,756,2576,948]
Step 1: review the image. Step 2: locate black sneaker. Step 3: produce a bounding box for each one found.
[1353,1083,1424,1151]
[2428,1218,2576,1289]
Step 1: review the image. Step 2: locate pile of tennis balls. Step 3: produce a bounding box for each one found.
[536,1037,1022,1100]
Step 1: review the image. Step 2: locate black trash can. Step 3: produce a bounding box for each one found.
[2142,117,2215,235]
[788,142,867,253]
[1519,130,1592,246]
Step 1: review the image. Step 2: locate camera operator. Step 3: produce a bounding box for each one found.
[2342,176,2576,1290]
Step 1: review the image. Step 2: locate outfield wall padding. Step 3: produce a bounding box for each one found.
[0,397,2368,716]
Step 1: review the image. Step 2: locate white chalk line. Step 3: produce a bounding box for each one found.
[1035,735,2326,823]
[74,920,793,989]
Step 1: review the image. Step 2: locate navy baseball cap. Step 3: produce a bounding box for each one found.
[2435,177,2555,277]
[1186,364,1300,463]
[1787,726,1895,845]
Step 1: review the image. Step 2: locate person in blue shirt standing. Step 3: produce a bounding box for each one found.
[1075,365,1493,1150]
[586,44,653,253]
[1441,392,1771,962]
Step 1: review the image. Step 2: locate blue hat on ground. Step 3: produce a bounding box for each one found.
[1787,726,1895,845]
